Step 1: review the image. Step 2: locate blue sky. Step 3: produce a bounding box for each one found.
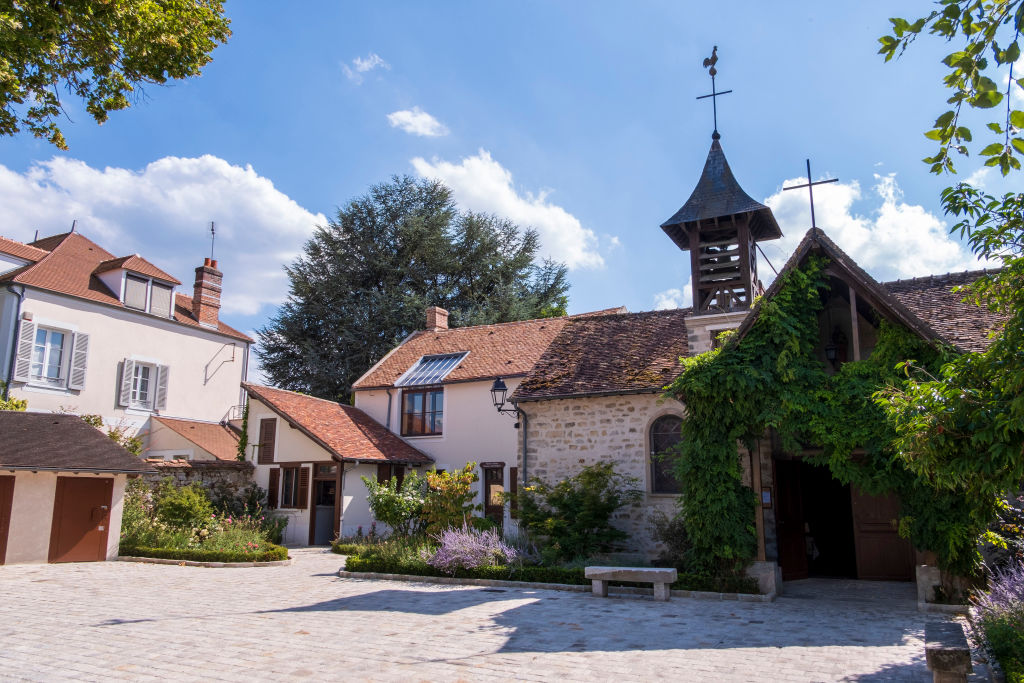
[0,1,1017,352]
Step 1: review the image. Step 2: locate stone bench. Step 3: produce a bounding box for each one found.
[925,621,972,683]
[584,566,678,601]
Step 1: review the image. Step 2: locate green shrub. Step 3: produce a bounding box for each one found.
[154,480,214,528]
[361,470,427,535]
[421,464,482,535]
[120,543,289,563]
[650,509,696,571]
[517,462,641,564]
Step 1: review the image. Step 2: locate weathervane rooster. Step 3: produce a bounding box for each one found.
[703,45,718,76]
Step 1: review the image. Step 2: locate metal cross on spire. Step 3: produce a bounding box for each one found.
[782,159,838,230]
[696,45,732,140]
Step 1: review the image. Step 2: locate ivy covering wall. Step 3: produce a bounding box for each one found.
[665,255,998,575]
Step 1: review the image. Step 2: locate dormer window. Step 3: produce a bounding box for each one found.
[121,274,174,317]
[395,352,468,387]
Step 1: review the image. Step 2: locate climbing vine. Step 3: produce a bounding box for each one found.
[665,255,997,576]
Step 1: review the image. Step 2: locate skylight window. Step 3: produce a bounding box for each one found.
[396,352,468,387]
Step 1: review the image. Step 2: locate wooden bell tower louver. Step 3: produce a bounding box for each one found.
[661,136,783,315]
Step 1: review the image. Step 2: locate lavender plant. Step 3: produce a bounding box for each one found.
[423,525,517,575]
[972,561,1024,682]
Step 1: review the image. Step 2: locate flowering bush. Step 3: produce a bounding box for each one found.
[423,525,517,575]
[421,464,482,535]
[362,470,426,536]
[973,561,1024,682]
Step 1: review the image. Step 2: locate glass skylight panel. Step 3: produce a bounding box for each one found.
[396,352,468,387]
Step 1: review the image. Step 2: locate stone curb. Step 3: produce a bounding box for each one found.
[118,556,293,568]
[337,570,775,602]
[917,601,969,615]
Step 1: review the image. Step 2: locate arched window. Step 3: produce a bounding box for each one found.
[650,415,683,494]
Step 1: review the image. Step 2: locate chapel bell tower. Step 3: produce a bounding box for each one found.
[661,47,782,317]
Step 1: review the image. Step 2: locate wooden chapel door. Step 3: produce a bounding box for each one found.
[850,487,914,581]
[775,460,808,580]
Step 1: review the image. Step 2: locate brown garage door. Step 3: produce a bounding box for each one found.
[0,475,13,565]
[48,477,113,563]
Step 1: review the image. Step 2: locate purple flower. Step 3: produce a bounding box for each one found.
[424,525,517,575]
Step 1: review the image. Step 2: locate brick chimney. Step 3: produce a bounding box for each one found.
[192,257,222,327]
[426,306,448,331]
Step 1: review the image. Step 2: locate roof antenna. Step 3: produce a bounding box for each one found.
[209,221,216,260]
[783,159,839,230]
[33,229,39,242]
[70,219,77,233]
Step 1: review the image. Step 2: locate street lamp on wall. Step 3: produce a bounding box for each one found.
[490,377,519,418]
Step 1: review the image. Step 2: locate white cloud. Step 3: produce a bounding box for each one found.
[964,166,992,189]
[342,53,390,84]
[387,107,449,137]
[762,173,984,282]
[653,285,692,310]
[0,156,325,316]
[411,149,606,270]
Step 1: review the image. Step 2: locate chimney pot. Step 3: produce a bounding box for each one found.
[426,306,449,331]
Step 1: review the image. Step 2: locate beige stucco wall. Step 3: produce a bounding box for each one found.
[355,378,521,524]
[146,421,217,461]
[5,289,248,439]
[4,471,126,564]
[518,393,688,558]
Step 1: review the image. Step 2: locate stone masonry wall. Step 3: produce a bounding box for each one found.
[519,393,687,558]
[143,460,254,490]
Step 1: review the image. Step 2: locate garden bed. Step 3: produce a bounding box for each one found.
[333,544,763,595]
[120,544,289,564]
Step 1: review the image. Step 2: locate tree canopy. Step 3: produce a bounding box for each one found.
[0,0,231,149]
[876,2,1024,551]
[257,176,570,402]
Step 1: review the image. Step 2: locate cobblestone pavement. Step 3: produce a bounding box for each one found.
[0,548,944,682]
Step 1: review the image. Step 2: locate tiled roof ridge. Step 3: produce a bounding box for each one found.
[0,235,51,260]
[567,306,694,321]
[412,307,629,336]
[881,267,999,287]
[243,382,352,410]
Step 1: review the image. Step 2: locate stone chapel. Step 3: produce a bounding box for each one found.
[509,128,1004,591]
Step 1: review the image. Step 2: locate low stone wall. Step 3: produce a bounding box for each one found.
[142,459,254,489]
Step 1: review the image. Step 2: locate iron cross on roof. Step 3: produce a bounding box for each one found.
[783,159,838,229]
[696,45,732,139]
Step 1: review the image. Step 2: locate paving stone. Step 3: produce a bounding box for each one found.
[0,548,934,681]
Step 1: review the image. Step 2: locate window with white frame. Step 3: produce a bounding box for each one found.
[118,358,169,411]
[30,327,66,385]
[131,363,155,409]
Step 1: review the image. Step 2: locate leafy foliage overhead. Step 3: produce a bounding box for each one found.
[879,1,1024,174]
[257,176,569,402]
[0,0,231,149]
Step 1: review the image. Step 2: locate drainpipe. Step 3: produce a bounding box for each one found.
[3,284,25,401]
[514,401,528,483]
[385,388,394,432]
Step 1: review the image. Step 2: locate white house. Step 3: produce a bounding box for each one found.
[241,383,432,545]
[0,230,252,456]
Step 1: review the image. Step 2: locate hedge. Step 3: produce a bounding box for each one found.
[341,551,761,594]
[120,543,289,563]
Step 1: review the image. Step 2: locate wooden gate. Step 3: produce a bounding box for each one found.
[774,460,808,580]
[0,476,14,565]
[48,477,113,563]
[850,487,914,581]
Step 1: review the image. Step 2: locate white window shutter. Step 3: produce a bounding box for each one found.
[118,359,135,407]
[155,364,169,411]
[11,320,36,383]
[67,332,89,390]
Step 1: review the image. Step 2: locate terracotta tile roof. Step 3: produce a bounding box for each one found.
[883,270,1006,353]
[152,416,241,461]
[95,254,182,285]
[352,307,627,390]
[0,231,251,343]
[512,308,692,402]
[243,383,433,464]
[0,235,49,262]
[0,412,155,473]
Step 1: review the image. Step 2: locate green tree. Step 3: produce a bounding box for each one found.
[1,0,231,149]
[257,176,570,401]
[876,2,1024,554]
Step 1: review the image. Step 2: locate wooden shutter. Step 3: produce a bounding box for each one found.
[67,332,89,390]
[118,359,135,407]
[509,466,518,519]
[377,463,390,485]
[258,419,276,464]
[395,466,405,489]
[154,365,169,410]
[267,468,280,508]
[297,466,310,510]
[11,320,35,383]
